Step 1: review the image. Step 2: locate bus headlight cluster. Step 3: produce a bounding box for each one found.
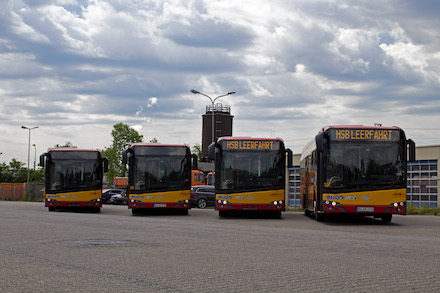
[218,200,229,205]
[393,202,405,207]
[273,200,283,205]
[325,201,337,206]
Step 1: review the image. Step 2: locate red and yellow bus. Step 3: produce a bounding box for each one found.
[300,125,415,222]
[122,143,197,215]
[208,137,292,217]
[40,148,108,212]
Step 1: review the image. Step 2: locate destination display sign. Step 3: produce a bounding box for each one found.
[133,146,188,156]
[328,128,400,142]
[222,140,280,150]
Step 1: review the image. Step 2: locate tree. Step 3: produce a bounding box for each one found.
[102,123,143,184]
[191,144,202,161]
[54,141,77,148]
[0,159,43,183]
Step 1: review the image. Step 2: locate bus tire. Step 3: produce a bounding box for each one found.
[271,211,282,219]
[132,209,140,215]
[48,207,55,212]
[219,210,230,217]
[315,212,325,222]
[304,209,312,217]
[381,214,392,223]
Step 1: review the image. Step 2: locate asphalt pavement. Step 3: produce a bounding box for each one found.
[1,201,439,292]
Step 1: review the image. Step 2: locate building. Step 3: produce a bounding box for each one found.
[201,103,233,161]
[407,145,439,207]
[288,145,439,208]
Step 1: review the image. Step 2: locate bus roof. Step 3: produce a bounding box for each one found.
[217,136,284,142]
[48,148,102,153]
[130,143,190,148]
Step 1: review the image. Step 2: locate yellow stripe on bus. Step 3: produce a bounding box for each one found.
[45,189,101,201]
[323,188,406,205]
[129,190,190,202]
[216,189,285,203]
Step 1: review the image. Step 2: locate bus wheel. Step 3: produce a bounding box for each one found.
[271,211,282,219]
[177,209,189,215]
[48,207,55,212]
[315,212,325,222]
[381,214,392,223]
[304,209,312,217]
[132,209,140,215]
[219,210,230,217]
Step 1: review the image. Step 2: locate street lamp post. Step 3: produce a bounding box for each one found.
[33,144,36,170]
[190,89,235,144]
[22,126,39,198]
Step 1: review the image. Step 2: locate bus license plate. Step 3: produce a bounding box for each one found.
[357,207,374,212]
[153,203,167,208]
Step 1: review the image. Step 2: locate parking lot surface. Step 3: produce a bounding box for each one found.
[1,202,439,292]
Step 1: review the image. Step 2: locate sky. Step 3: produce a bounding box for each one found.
[1,0,439,166]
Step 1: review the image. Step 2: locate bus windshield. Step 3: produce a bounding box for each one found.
[47,159,101,192]
[132,156,189,191]
[218,150,284,191]
[324,141,405,190]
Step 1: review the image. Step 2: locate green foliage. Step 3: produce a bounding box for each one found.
[54,141,77,148]
[150,138,158,143]
[191,144,202,161]
[102,123,143,184]
[0,159,44,183]
[407,204,439,216]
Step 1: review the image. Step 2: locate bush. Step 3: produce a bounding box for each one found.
[407,204,439,216]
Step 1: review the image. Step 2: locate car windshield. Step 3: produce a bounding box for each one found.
[218,150,284,191]
[47,159,101,192]
[324,141,405,190]
[132,155,189,191]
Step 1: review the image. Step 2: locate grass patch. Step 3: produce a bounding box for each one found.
[406,204,440,216]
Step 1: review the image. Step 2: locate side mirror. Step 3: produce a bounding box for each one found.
[407,139,416,162]
[208,142,217,160]
[192,154,198,170]
[103,158,109,172]
[286,148,293,167]
[122,148,133,165]
[39,153,47,167]
[316,132,328,153]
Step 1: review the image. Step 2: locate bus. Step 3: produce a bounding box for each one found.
[191,169,205,186]
[206,172,215,185]
[300,125,415,222]
[122,143,197,215]
[208,137,292,217]
[40,148,108,212]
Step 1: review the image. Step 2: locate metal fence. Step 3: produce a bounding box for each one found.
[0,183,44,201]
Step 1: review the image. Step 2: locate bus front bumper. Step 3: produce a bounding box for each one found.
[216,200,284,211]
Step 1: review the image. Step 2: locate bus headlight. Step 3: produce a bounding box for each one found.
[400,202,405,206]
[223,200,227,205]
[394,202,398,207]
[274,201,278,205]
[332,201,337,206]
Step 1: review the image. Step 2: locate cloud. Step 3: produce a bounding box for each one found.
[0,0,439,163]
